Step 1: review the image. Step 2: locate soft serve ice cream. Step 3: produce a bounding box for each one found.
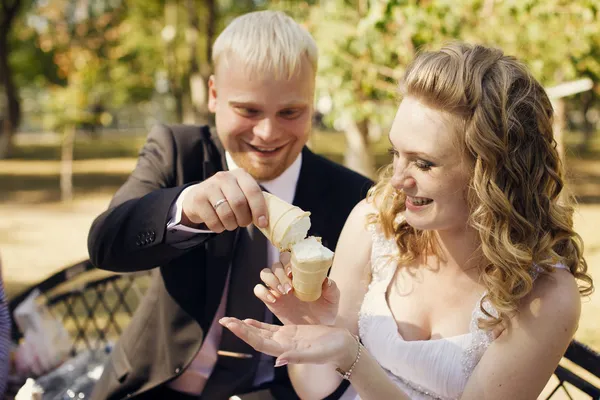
[257,192,334,301]
[289,236,334,301]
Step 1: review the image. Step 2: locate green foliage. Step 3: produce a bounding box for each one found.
[282,0,600,131]
[8,0,600,139]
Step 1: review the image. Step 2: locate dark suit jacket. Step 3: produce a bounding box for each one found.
[88,124,372,400]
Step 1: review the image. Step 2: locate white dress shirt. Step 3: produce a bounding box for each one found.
[168,152,303,395]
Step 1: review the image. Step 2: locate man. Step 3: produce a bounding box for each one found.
[88,10,372,400]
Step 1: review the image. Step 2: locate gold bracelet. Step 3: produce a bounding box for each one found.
[335,333,362,380]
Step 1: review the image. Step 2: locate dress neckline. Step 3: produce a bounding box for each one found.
[380,260,485,343]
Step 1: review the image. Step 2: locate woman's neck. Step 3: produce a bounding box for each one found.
[433,226,482,276]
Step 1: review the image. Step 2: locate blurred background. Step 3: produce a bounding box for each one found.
[0,0,598,368]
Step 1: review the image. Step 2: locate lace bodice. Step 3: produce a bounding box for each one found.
[346,223,497,400]
[339,222,569,400]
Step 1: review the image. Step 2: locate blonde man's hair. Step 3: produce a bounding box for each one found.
[212,10,318,80]
[368,42,593,329]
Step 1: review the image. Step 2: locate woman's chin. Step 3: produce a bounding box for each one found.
[404,215,436,231]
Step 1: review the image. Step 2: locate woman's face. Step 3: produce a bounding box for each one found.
[389,97,472,232]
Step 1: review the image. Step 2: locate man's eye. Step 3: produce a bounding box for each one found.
[236,108,259,117]
[415,160,434,171]
[387,147,399,157]
[279,109,302,119]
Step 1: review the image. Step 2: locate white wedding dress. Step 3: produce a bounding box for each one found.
[341,222,567,400]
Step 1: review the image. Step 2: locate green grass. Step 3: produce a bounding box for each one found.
[9,134,148,161]
[1,129,599,358]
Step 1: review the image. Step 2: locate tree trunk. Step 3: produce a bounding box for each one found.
[164,0,183,122]
[551,98,565,160]
[343,117,375,178]
[580,91,595,152]
[60,125,75,202]
[184,0,210,124]
[0,1,23,159]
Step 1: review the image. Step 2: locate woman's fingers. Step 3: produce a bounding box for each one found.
[243,318,281,332]
[279,252,292,277]
[320,277,340,304]
[254,283,278,304]
[219,317,283,357]
[271,262,292,294]
[260,268,286,296]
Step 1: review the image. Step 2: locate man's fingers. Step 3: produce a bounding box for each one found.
[220,180,253,227]
[182,186,225,233]
[207,188,238,231]
[234,169,268,228]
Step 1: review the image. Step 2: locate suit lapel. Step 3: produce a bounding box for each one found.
[293,148,330,243]
[202,127,239,327]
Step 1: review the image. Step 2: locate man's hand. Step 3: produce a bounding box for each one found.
[181,169,268,233]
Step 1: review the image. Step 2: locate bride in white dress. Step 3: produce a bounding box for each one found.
[220,42,594,400]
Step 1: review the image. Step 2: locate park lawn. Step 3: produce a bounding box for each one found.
[1,131,599,357]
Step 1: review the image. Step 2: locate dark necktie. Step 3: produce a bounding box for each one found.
[201,223,269,398]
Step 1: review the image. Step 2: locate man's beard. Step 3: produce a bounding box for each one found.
[230,151,292,182]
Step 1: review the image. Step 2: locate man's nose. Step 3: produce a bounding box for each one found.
[253,117,277,141]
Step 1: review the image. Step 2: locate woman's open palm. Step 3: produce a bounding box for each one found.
[219,317,349,366]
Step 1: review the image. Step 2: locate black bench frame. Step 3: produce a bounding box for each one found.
[8,260,600,398]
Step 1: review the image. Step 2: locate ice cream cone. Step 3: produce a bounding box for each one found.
[290,237,334,302]
[258,191,311,250]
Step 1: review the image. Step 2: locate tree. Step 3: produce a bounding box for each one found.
[32,0,127,201]
[288,0,600,175]
[0,0,25,159]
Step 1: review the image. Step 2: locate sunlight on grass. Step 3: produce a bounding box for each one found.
[1,129,599,353]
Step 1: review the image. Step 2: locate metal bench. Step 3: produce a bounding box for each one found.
[8,259,152,356]
[7,259,600,399]
[546,340,600,399]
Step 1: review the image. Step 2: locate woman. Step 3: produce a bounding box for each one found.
[220,43,594,399]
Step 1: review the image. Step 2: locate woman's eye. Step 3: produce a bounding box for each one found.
[415,160,434,171]
[387,147,399,157]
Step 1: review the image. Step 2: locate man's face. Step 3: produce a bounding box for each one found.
[208,56,315,181]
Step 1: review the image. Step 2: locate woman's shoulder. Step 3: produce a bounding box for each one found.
[517,266,581,335]
[344,198,378,231]
[352,198,379,217]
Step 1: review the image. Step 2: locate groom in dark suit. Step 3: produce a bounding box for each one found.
[88,10,372,400]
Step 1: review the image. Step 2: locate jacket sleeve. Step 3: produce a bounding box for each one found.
[87,124,212,273]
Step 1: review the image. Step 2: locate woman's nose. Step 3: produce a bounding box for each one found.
[391,163,416,191]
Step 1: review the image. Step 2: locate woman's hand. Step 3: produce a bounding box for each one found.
[254,253,339,326]
[219,317,357,369]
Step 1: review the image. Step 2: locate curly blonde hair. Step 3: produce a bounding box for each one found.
[368,42,594,328]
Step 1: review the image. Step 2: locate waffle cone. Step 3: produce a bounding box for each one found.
[257,191,310,250]
[291,252,332,302]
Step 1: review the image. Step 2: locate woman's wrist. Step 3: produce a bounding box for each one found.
[334,329,361,373]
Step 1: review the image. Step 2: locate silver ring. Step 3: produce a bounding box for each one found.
[213,198,228,210]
